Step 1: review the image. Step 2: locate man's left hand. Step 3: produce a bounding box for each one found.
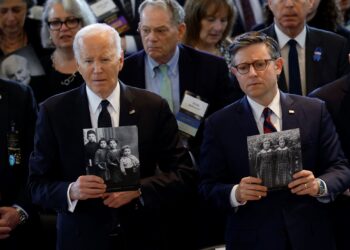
[102,190,140,208]
[288,170,319,196]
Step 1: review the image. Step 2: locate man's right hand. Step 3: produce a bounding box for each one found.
[236,176,268,203]
[69,175,107,201]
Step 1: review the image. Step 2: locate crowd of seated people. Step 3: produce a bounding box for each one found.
[1,0,350,250]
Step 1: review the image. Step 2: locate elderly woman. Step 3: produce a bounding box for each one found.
[183,0,236,67]
[0,0,48,57]
[39,0,95,101]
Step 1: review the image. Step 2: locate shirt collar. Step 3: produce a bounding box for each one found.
[146,46,180,78]
[247,90,282,121]
[274,24,307,49]
[86,83,120,115]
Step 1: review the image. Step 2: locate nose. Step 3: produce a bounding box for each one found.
[213,19,224,31]
[92,62,103,73]
[59,22,70,31]
[247,64,258,76]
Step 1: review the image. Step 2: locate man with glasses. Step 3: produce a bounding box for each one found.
[199,31,350,250]
[119,0,241,248]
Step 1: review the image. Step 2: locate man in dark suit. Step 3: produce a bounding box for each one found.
[120,0,240,160]
[119,1,240,247]
[260,0,350,95]
[28,23,196,250]
[0,79,44,250]
[199,31,350,250]
[309,74,350,250]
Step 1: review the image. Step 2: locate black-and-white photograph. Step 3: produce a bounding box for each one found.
[83,125,140,192]
[0,45,44,85]
[247,128,302,190]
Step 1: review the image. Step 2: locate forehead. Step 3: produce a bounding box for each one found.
[78,34,116,56]
[234,43,270,63]
[0,0,26,7]
[48,3,72,18]
[140,5,173,26]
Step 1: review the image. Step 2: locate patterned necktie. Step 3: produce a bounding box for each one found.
[98,100,112,127]
[263,107,277,134]
[158,64,174,112]
[288,39,302,95]
[239,0,256,30]
[123,0,133,18]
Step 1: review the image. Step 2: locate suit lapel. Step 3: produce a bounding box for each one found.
[75,85,93,129]
[264,25,288,92]
[280,92,301,131]
[305,26,319,93]
[119,82,137,126]
[236,97,260,136]
[178,45,194,101]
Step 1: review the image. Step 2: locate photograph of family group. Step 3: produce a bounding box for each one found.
[247,129,303,190]
[83,125,140,192]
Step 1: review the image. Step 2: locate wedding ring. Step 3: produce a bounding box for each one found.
[304,183,308,189]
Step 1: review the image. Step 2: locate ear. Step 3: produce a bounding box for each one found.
[274,57,284,74]
[230,66,239,77]
[177,23,186,41]
[117,51,124,72]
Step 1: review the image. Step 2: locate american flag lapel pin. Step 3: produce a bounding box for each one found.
[288,110,295,114]
[129,109,135,114]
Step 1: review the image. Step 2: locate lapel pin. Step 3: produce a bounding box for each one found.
[288,110,295,114]
[313,47,322,62]
[129,109,135,114]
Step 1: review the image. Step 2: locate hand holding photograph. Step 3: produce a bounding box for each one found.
[247,128,302,190]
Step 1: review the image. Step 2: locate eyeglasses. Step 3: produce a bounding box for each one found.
[232,59,276,75]
[47,18,81,31]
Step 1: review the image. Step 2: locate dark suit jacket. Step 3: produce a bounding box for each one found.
[0,79,42,249]
[28,83,197,250]
[308,73,350,250]
[260,24,350,94]
[112,0,143,53]
[120,44,242,160]
[199,92,350,250]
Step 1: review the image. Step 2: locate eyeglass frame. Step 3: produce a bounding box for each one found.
[47,18,81,31]
[231,59,277,75]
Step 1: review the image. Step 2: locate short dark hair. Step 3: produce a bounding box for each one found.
[229,31,281,66]
[86,130,96,136]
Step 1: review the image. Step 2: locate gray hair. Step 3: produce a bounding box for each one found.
[0,0,36,9]
[229,31,281,66]
[139,0,185,25]
[73,23,122,63]
[41,0,96,48]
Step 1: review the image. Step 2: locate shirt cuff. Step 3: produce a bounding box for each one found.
[67,182,78,212]
[230,184,247,207]
[316,178,330,203]
[12,205,29,219]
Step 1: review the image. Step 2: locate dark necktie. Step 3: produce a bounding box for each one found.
[123,0,133,18]
[263,107,277,134]
[288,39,302,95]
[98,100,112,127]
[239,0,255,30]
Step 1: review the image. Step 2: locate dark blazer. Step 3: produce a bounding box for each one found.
[120,44,242,159]
[260,24,350,94]
[199,92,350,250]
[112,0,143,53]
[308,74,350,250]
[28,83,197,250]
[0,79,42,249]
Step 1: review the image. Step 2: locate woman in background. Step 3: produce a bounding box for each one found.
[183,0,236,67]
[39,0,95,102]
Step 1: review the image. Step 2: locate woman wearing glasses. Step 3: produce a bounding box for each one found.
[40,0,96,101]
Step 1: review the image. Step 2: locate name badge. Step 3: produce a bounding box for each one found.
[90,0,117,18]
[7,122,21,167]
[176,91,209,137]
